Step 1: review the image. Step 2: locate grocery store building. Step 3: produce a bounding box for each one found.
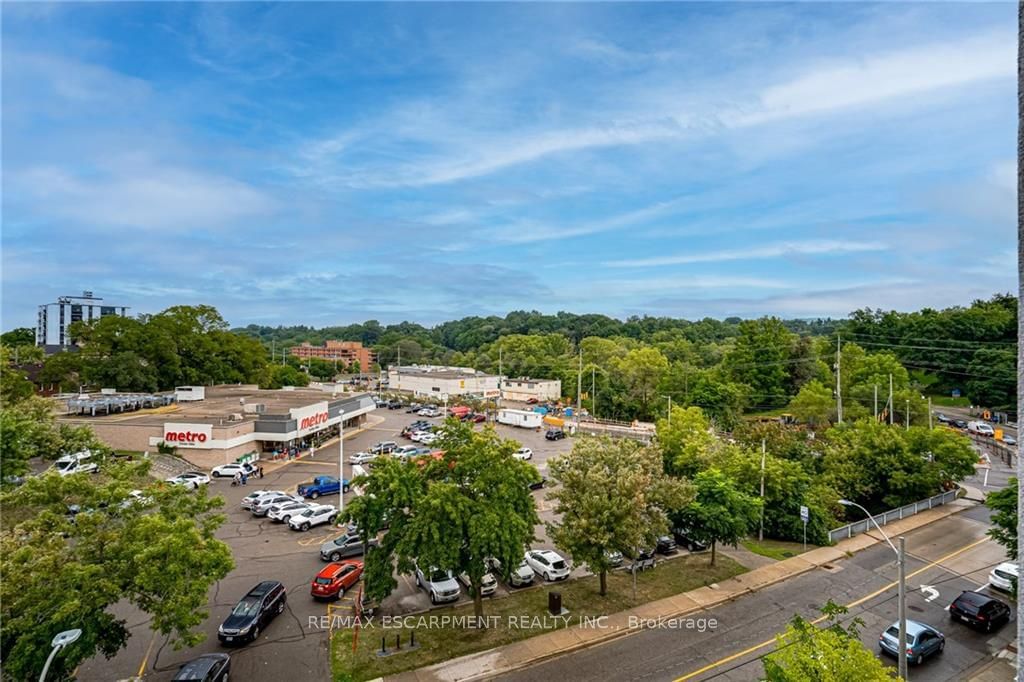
[59,385,376,470]
[387,365,500,399]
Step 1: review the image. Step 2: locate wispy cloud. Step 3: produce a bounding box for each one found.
[605,240,889,268]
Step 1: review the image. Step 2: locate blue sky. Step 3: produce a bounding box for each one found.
[2,2,1016,328]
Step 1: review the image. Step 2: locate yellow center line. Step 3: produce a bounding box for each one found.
[136,633,157,678]
[673,536,990,682]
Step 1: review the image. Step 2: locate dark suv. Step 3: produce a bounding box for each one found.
[672,527,708,552]
[545,428,566,441]
[949,590,1011,632]
[218,581,287,645]
[172,654,230,682]
[655,535,678,555]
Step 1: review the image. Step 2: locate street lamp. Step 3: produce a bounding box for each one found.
[839,499,907,680]
[338,411,345,518]
[40,628,82,682]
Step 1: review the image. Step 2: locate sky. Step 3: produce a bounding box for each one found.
[1,2,1017,329]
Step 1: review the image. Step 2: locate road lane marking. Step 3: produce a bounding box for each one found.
[673,536,989,682]
[137,633,156,678]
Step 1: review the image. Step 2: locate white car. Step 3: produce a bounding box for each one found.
[457,569,498,597]
[252,494,302,517]
[414,564,461,604]
[120,489,152,509]
[240,490,286,510]
[267,501,310,523]
[419,433,439,446]
[513,448,533,461]
[393,445,419,459]
[990,562,1019,591]
[288,504,338,531]
[53,451,98,476]
[526,549,570,581]
[349,451,377,465]
[409,430,431,443]
[487,556,535,587]
[166,472,210,489]
[211,462,256,479]
[418,408,441,418]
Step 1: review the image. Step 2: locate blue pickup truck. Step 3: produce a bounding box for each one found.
[297,475,350,500]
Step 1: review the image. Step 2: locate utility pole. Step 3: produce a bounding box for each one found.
[889,374,894,425]
[591,366,596,417]
[898,537,908,681]
[338,412,345,517]
[576,347,582,433]
[397,345,401,392]
[758,439,766,542]
[835,335,843,424]
[874,384,878,420]
[498,347,503,409]
[905,399,910,431]
[928,397,933,429]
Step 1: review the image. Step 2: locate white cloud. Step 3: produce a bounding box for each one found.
[605,239,889,268]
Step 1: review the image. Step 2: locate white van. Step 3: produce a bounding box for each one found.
[967,421,995,437]
[54,451,98,476]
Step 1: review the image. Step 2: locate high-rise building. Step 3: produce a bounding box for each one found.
[37,291,129,351]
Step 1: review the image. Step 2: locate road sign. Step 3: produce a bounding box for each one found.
[799,506,809,523]
[952,389,961,398]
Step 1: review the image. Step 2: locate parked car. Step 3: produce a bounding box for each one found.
[526,549,570,581]
[545,428,566,441]
[935,413,951,424]
[951,419,968,429]
[606,550,624,568]
[513,447,533,461]
[626,547,656,571]
[418,407,441,418]
[374,398,388,408]
[387,400,404,410]
[528,473,546,490]
[172,654,230,682]
[240,490,286,510]
[252,494,302,517]
[968,421,995,437]
[655,535,678,555]
[217,581,286,645]
[406,403,423,413]
[297,476,349,499]
[211,462,256,479]
[54,451,98,476]
[948,591,1012,631]
[526,397,539,405]
[1002,435,1017,446]
[672,527,708,552]
[457,569,498,597]
[487,556,535,587]
[415,564,461,604]
[393,445,419,460]
[878,620,945,665]
[320,532,378,561]
[419,433,439,445]
[989,562,1020,592]
[349,451,377,465]
[369,441,398,455]
[267,501,310,524]
[167,472,210,489]
[470,413,487,423]
[288,504,338,532]
[311,560,364,600]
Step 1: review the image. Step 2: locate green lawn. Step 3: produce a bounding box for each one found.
[741,537,814,561]
[928,395,971,408]
[331,554,745,681]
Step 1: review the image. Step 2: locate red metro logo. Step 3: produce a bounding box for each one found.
[299,412,329,431]
[166,430,208,443]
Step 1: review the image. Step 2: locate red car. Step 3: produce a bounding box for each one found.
[471,414,486,423]
[311,560,364,600]
[525,398,539,405]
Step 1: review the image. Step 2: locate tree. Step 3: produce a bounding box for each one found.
[39,350,85,392]
[259,364,310,389]
[546,437,692,595]
[986,479,1017,560]
[0,449,232,680]
[346,420,539,620]
[764,600,898,681]
[1,347,35,404]
[787,380,834,426]
[724,318,794,409]
[656,406,718,478]
[675,469,761,565]
[1,328,34,347]
[616,347,669,417]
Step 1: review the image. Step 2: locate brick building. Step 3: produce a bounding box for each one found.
[290,340,376,369]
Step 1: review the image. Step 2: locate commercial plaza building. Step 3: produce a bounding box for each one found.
[60,385,376,470]
[500,377,562,402]
[289,340,376,369]
[387,365,501,399]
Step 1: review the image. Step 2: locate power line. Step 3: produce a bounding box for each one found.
[849,340,1018,356]
[841,332,1017,348]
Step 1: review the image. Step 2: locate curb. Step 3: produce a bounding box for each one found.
[387,500,976,682]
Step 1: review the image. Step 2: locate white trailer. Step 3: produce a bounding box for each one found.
[497,409,543,429]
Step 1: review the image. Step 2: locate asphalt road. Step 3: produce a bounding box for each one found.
[78,408,573,681]
[495,503,1014,682]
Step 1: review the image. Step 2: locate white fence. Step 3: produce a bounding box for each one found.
[828,489,960,544]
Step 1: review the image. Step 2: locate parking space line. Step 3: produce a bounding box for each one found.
[136,632,156,678]
[672,536,990,682]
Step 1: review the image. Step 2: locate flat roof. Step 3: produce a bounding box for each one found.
[58,385,369,427]
[391,366,496,380]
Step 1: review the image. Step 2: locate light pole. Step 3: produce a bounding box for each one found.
[661,395,672,424]
[839,499,907,680]
[40,629,82,682]
[338,413,345,518]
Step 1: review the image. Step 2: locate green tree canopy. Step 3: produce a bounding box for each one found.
[675,468,761,565]
[986,478,1017,560]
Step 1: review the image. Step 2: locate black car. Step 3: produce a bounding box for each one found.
[655,535,678,555]
[626,548,656,571]
[528,475,546,491]
[406,403,423,413]
[218,581,287,645]
[949,591,1011,632]
[672,527,708,552]
[545,428,566,441]
[387,400,404,410]
[952,419,968,429]
[374,398,388,408]
[172,654,230,682]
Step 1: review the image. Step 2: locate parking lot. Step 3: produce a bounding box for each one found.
[78,407,577,681]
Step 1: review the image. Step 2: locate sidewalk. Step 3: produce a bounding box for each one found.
[260,413,387,475]
[966,646,1017,681]
[386,498,977,682]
